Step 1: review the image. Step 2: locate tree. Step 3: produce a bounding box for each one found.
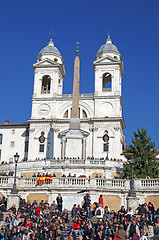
[123,128,159,178]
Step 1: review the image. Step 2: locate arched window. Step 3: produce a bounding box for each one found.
[82,110,87,118]
[102,73,112,92]
[41,75,51,94]
[0,134,2,144]
[63,108,88,119]
[63,110,68,118]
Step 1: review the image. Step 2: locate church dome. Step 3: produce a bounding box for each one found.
[39,39,61,56]
[97,35,119,54]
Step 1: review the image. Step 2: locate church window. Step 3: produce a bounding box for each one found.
[39,144,44,152]
[54,58,58,62]
[41,75,51,94]
[102,73,112,92]
[10,141,15,147]
[25,141,29,152]
[63,110,68,118]
[103,143,108,152]
[114,56,117,59]
[0,134,2,144]
[12,129,15,134]
[82,110,87,118]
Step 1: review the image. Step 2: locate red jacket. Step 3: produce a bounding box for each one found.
[73,221,81,230]
[25,221,32,227]
[36,206,41,215]
[99,197,104,208]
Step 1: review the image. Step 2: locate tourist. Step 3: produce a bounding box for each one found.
[62,208,68,223]
[140,232,147,240]
[95,204,104,220]
[118,224,127,240]
[127,221,140,239]
[62,225,69,239]
[71,204,77,218]
[98,195,104,208]
[56,194,63,214]
[83,193,91,217]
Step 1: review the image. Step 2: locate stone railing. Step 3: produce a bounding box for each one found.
[0,159,124,173]
[59,93,94,98]
[135,179,159,189]
[0,177,158,192]
[50,159,85,165]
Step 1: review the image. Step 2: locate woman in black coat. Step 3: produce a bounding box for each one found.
[56,194,63,214]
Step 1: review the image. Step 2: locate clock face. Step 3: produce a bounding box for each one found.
[103,134,109,142]
[39,135,45,143]
[39,104,50,113]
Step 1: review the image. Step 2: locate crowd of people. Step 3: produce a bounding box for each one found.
[0,194,159,240]
[0,171,14,177]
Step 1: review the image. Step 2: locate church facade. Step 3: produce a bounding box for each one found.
[0,36,126,178]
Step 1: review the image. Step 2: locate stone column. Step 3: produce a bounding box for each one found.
[61,137,66,159]
[82,137,86,159]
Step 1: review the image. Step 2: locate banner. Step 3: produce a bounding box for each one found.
[36,176,53,184]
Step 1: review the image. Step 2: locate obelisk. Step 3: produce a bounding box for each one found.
[65,42,84,158]
[69,42,81,130]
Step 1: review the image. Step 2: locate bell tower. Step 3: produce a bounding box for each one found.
[31,38,66,119]
[93,35,123,97]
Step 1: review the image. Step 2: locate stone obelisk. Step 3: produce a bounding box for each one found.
[69,42,80,130]
[65,42,85,158]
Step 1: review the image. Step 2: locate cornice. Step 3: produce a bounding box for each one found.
[31,95,122,102]
[0,123,29,128]
[27,117,126,129]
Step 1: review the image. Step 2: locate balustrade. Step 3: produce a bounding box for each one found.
[0,176,159,191]
[139,179,159,188]
[0,176,9,185]
[59,93,94,98]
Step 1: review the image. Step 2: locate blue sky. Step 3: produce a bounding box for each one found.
[0,0,159,147]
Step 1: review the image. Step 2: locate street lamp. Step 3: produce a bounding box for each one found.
[11,152,19,194]
[129,155,136,197]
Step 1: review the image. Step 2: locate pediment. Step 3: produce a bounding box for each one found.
[93,56,119,65]
[33,58,59,68]
[58,128,89,137]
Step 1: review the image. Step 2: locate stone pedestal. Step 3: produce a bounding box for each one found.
[66,131,83,158]
[127,196,139,214]
[7,194,20,211]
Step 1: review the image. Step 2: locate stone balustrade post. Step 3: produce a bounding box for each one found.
[134,179,141,189]
[8,176,14,185]
[89,178,96,187]
[124,179,130,191]
[61,137,66,159]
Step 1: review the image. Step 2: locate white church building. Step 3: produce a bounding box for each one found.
[0,35,126,179]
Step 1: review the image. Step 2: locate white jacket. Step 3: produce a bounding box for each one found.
[95,207,104,219]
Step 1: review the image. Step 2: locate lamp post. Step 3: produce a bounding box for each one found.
[129,155,136,197]
[11,152,19,194]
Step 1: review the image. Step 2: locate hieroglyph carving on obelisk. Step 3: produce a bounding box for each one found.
[69,42,81,130]
[71,55,80,118]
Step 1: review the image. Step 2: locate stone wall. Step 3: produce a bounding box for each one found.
[103,195,121,211]
[27,193,48,204]
[145,196,159,209]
